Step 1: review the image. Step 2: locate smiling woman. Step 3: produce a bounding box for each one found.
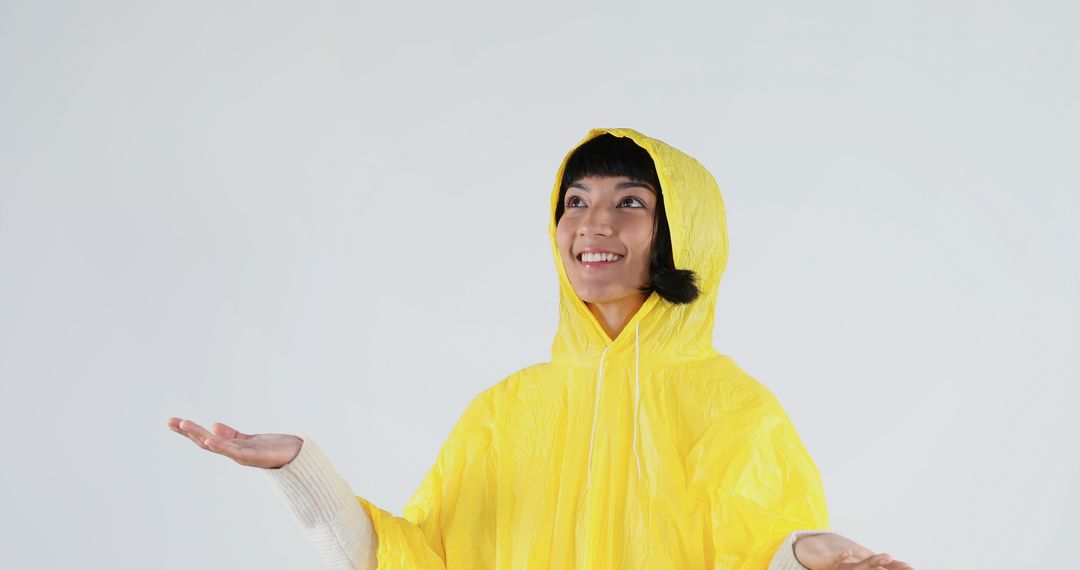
[169,127,913,570]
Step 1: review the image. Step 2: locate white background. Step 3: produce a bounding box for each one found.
[1,1,1076,568]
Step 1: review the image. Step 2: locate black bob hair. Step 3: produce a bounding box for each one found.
[555,133,700,305]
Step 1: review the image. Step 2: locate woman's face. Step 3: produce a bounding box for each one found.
[556,175,657,305]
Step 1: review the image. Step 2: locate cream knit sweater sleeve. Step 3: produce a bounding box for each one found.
[260,435,378,570]
[262,435,829,570]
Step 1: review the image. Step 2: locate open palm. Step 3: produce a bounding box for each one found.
[167,417,302,469]
[795,533,914,570]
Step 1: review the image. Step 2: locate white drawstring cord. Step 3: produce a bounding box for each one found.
[633,321,641,480]
[586,343,610,491]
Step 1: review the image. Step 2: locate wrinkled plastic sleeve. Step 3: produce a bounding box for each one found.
[694,398,831,570]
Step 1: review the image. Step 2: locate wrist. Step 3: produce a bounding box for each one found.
[792,538,807,569]
[792,532,833,569]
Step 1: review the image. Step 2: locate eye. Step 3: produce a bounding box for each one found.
[619,195,646,208]
[565,195,585,208]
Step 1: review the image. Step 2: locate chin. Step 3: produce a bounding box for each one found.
[574,286,633,305]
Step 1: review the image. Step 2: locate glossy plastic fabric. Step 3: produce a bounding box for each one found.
[356,128,829,569]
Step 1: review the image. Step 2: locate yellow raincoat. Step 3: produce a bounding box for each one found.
[356,128,830,569]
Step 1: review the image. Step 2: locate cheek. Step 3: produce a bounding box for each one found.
[555,224,574,258]
[634,243,652,274]
[631,225,655,270]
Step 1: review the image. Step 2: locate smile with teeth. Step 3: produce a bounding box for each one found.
[578,252,624,263]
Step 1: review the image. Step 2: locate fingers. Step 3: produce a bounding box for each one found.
[168,417,219,453]
[171,422,212,451]
[850,553,896,569]
[210,421,250,440]
[204,435,236,454]
[848,551,914,570]
[179,418,214,441]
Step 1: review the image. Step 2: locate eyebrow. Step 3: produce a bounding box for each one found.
[568,180,657,193]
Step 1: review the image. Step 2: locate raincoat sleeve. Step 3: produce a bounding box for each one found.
[355,389,498,570]
[693,391,830,570]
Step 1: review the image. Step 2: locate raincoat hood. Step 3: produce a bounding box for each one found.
[356,128,831,570]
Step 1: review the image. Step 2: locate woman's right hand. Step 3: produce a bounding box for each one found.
[167,417,303,469]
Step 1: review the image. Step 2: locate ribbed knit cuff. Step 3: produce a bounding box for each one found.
[767,530,836,570]
[260,434,378,570]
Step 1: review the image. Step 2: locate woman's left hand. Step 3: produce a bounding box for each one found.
[793,533,914,570]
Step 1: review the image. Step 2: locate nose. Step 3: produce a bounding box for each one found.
[577,205,614,237]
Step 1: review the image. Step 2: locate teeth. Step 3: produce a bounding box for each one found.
[580,252,623,262]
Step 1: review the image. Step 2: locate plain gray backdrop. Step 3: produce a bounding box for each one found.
[1,1,1076,568]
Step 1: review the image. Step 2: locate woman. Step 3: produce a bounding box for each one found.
[169,128,913,570]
